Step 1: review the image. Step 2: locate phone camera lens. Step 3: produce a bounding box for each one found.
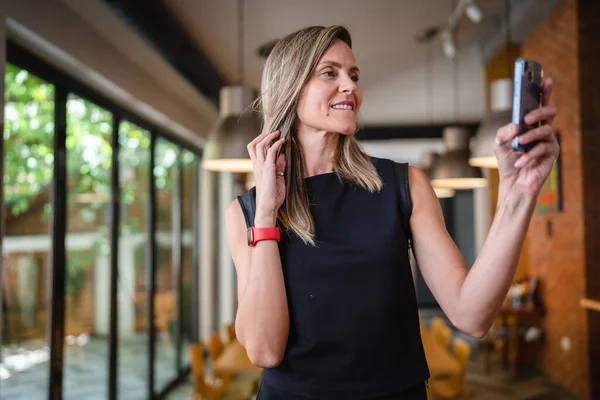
[527,70,534,82]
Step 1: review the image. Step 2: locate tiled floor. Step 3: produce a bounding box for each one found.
[418,309,580,400]
[166,358,581,400]
[1,336,189,400]
[464,352,580,400]
[1,326,582,400]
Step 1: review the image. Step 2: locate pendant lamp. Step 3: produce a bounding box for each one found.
[469,79,512,168]
[420,152,455,198]
[469,0,513,168]
[430,4,486,190]
[201,0,261,172]
[430,127,487,189]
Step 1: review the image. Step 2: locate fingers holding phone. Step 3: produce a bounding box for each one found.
[511,58,544,152]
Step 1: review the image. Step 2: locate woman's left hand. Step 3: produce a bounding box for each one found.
[493,78,560,196]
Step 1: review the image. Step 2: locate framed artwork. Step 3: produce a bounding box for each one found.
[536,132,562,214]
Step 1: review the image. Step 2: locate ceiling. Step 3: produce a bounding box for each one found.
[162,0,507,125]
[164,0,504,89]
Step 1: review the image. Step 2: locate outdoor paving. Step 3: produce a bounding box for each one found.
[1,336,191,400]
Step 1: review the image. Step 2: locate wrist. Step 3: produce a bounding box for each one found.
[496,184,537,218]
[497,179,538,203]
[254,211,278,228]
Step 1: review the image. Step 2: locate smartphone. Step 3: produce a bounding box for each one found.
[512,58,543,152]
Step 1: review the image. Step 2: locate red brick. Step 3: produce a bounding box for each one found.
[522,1,590,399]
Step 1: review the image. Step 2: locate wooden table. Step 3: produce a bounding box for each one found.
[420,327,462,378]
[213,340,263,376]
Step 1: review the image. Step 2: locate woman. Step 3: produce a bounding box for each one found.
[225,26,559,400]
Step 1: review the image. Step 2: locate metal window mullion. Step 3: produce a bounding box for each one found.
[147,133,157,398]
[173,149,183,372]
[48,87,68,400]
[191,159,200,343]
[108,115,122,400]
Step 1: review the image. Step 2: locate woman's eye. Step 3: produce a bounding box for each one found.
[351,75,360,82]
[323,70,335,77]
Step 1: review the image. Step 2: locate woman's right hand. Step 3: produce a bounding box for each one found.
[247,130,287,227]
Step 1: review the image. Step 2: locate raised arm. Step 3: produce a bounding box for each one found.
[410,79,559,338]
[225,130,289,368]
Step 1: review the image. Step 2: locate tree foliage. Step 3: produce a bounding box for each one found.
[4,63,198,299]
[4,63,55,216]
[4,63,195,222]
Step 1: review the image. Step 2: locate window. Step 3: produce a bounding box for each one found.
[2,63,54,399]
[63,94,113,398]
[118,120,152,398]
[3,43,201,399]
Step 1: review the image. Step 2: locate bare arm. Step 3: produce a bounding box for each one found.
[409,166,535,338]
[410,80,559,338]
[225,201,289,368]
[224,129,289,368]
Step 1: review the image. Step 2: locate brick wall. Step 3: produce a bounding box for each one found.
[521,1,589,398]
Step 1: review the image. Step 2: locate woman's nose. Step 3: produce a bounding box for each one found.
[339,74,357,93]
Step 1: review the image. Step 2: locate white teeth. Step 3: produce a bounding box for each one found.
[331,104,353,110]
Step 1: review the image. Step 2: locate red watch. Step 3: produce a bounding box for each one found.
[247,226,280,247]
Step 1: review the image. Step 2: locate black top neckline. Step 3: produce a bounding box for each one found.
[304,172,336,181]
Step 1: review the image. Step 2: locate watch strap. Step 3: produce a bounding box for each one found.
[248,226,280,247]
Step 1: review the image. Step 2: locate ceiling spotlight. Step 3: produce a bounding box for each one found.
[465,0,483,23]
[441,29,456,58]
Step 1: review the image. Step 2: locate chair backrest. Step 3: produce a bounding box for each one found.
[450,338,472,393]
[431,317,452,348]
[225,323,236,343]
[206,332,225,362]
[453,338,471,368]
[189,343,207,395]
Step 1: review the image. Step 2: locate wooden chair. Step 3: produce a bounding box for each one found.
[206,332,226,363]
[225,323,236,343]
[430,338,472,399]
[206,332,233,382]
[189,343,256,400]
[431,317,452,349]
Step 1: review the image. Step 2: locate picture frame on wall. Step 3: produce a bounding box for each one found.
[536,131,562,214]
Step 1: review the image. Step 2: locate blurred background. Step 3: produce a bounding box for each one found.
[1,0,598,399]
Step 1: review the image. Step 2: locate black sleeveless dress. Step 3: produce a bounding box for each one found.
[236,157,430,400]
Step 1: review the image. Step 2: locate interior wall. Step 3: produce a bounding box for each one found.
[521,1,589,398]
[452,191,476,267]
[5,0,213,148]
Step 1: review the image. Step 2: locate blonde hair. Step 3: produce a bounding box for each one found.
[257,25,383,245]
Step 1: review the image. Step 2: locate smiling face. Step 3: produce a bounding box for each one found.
[295,39,363,135]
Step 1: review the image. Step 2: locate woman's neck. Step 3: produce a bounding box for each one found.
[295,127,339,178]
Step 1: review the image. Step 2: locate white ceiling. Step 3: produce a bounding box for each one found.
[164,0,506,125]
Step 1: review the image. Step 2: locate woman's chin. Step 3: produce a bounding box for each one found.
[335,123,357,135]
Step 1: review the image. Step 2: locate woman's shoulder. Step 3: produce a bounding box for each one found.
[369,156,409,178]
[369,156,407,167]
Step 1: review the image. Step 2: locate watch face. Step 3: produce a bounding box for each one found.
[247,227,253,246]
